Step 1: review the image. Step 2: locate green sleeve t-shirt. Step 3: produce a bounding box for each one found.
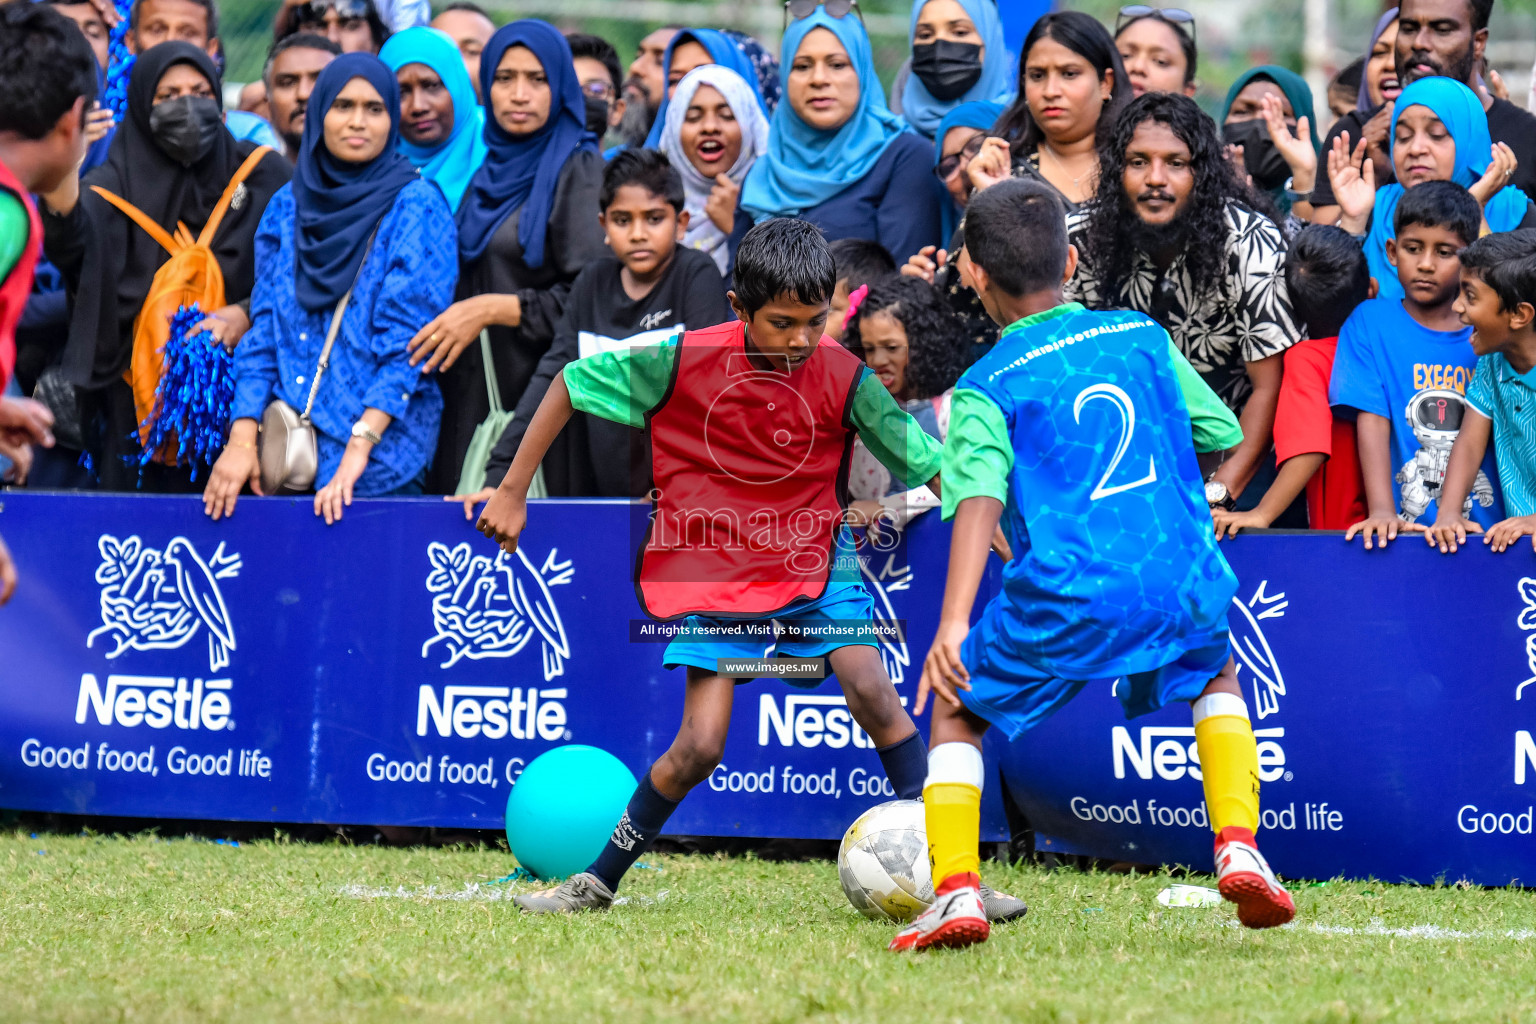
[562,337,945,487]
[0,191,29,285]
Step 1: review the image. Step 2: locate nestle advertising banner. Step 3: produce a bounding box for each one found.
[1,493,1533,885]
[0,493,1011,841]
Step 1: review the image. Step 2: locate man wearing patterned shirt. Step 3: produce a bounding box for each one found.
[1067,93,1301,518]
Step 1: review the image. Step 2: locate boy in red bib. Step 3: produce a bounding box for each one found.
[477,219,1023,920]
[0,3,96,601]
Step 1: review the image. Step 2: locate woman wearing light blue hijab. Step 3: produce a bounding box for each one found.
[380,27,487,212]
[933,99,1003,241]
[1348,76,1533,301]
[741,7,944,262]
[900,0,1013,139]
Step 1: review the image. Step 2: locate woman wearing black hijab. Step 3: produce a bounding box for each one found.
[406,19,608,494]
[41,41,290,492]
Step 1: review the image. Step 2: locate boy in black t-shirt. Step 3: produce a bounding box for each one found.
[452,149,731,510]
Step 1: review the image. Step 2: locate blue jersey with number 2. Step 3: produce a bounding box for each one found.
[961,306,1237,681]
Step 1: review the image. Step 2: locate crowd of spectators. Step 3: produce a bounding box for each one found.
[4,0,1536,566]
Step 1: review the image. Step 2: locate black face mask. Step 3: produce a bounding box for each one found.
[583,95,610,137]
[149,95,223,167]
[1221,118,1291,192]
[911,40,983,101]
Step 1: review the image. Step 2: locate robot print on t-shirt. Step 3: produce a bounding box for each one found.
[1395,388,1495,522]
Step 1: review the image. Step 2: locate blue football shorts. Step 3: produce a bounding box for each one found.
[662,581,881,685]
[956,630,1233,741]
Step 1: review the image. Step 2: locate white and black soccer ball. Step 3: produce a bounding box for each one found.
[837,799,934,922]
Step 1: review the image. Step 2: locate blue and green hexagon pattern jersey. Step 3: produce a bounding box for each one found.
[943,303,1241,683]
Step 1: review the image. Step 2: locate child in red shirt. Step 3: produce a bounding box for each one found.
[0,2,96,601]
[1214,226,1369,535]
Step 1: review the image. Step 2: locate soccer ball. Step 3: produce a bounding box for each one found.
[837,799,934,922]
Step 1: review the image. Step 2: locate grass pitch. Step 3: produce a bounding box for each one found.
[4,830,1535,1023]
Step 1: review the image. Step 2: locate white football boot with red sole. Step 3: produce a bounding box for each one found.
[888,872,991,952]
[1215,826,1295,928]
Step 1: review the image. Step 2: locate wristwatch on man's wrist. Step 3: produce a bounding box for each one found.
[1205,480,1236,511]
[350,420,383,446]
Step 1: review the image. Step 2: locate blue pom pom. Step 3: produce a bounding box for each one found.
[138,303,236,480]
[104,0,135,123]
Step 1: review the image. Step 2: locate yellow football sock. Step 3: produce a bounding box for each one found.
[924,742,985,883]
[1193,693,1260,833]
[925,782,982,883]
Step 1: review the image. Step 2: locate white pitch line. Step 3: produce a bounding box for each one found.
[1277,918,1535,941]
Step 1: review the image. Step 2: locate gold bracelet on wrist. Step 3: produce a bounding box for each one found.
[226,439,256,451]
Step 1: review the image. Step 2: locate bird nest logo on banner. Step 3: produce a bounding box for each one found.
[87,535,241,673]
[421,542,573,679]
[860,551,911,686]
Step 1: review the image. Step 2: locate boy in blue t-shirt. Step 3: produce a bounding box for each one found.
[1331,182,1503,548]
[1427,230,1536,553]
[890,180,1294,955]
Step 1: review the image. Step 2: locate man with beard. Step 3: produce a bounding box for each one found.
[263,32,339,161]
[618,26,679,147]
[1066,93,1300,516]
[1305,0,1536,220]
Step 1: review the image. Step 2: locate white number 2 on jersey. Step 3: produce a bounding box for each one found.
[1072,383,1157,500]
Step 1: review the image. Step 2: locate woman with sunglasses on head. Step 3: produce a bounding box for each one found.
[408,20,608,494]
[202,54,456,523]
[741,3,946,265]
[898,0,1015,140]
[277,0,391,54]
[1113,5,1197,98]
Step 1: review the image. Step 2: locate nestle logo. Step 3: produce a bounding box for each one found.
[416,685,569,740]
[757,693,906,749]
[75,673,233,730]
[1111,725,1287,783]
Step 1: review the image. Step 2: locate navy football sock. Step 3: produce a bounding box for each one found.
[877,730,928,801]
[587,767,680,892]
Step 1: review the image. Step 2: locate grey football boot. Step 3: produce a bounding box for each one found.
[978,883,1028,923]
[513,871,615,914]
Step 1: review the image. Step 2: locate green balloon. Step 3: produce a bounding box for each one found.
[505,745,638,879]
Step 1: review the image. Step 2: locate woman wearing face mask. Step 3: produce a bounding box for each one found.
[1221,66,1320,217]
[1113,7,1197,98]
[380,26,488,212]
[642,28,771,149]
[657,65,770,277]
[741,7,945,263]
[409,20,607,494]
[1327,76,1535,302]
[203,54,456,523]
[40,41,290,492]
[898,0,1014,140]
[968,11,1131,209]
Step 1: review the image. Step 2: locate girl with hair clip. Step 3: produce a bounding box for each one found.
[842,274,969,530]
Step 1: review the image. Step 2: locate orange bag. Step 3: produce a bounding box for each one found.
[91,145,269,459]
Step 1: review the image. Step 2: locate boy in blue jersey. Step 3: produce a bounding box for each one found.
[1332,182,1502,548]
[890,180,1295,954]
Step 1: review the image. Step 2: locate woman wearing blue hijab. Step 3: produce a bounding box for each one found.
[741,7,944,263]
[1347,77,1533,301]
[380,26,488,212]
[207,53,457,521]
[900,0,1014,139]
[933,99,1003,241]
[412,19,607,493]
[642,28,771,148]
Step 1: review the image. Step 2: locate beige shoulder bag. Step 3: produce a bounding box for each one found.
[258,287,355,495]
